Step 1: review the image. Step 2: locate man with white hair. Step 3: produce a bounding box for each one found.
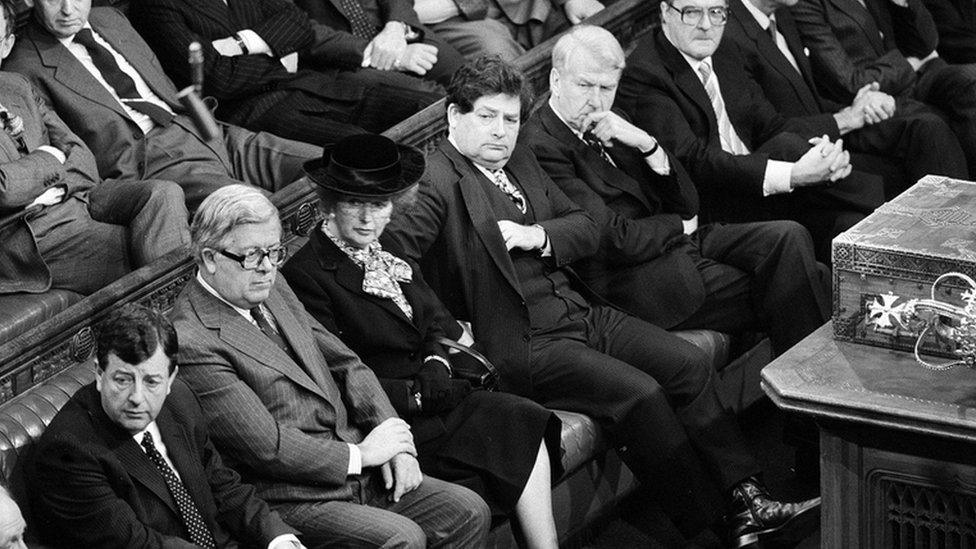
[171,185,490,547]
[523,25,828,363]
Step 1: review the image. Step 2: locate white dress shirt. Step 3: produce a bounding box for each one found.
[679,51,794,196]
[61,25,174,135]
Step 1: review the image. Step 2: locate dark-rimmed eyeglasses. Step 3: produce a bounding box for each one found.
[216,245,288,270]
[665,1,728,26]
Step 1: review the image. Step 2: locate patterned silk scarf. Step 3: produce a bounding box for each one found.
[323,224,414,320]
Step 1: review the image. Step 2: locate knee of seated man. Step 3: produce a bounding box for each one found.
[383,520,427,549]
[140,179,188,208]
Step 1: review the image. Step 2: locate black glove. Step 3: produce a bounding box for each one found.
[414,360,454,414]
[380,379,422,418]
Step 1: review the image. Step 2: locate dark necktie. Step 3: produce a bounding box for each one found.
[338,0,377,39]
[140,432,216,549]
[251,304,290,354]
[582,130,612,163]
[73,29,174,127]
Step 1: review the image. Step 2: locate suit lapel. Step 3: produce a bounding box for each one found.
[441,143,524,297]
[190,0,237,31]
[262,285,346,406]
[80,386,179,515]
[828,0,886,54]
[187,279,331,402]
[655,30,719,141]
[777,10,824,109]
[28,23,132,122]
[731,0,822,114]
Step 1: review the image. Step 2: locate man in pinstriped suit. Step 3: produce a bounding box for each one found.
[170,185,490,548]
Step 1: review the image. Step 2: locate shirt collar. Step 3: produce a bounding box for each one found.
[547,96,587,141]
[132,420,163,448]
[680,51,712,78]
[195,271,255,321]
[740,0,773,31]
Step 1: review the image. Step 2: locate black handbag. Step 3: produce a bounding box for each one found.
[436,337,499,391]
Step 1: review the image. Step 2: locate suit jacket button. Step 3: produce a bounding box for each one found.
[137,161,145,172]
[133,130,143,140]
[522,334,530,342]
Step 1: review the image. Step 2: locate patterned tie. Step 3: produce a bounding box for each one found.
[582,130,612,163]
[338,0,377,39]
[490,169,527,214]
[698,60,750,155]
[251,304,290,354]
[140,432,216,549]
[73,29,174,127]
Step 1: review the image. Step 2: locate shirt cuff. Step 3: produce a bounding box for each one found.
[347,443,362,475]
[762,160,794,196]
[534,224,552,257]
[268,534,302,549]
[36,145,66,164]
[237,29,273,56]
[424,354,452,375]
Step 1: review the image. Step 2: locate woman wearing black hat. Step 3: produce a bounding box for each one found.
[282,134,562,548]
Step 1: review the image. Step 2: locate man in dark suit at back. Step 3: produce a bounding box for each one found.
[289,0,465,86]
[791,0,976,175]
[127,0,444,148]
[5,0,320,210]
[29,303,305,549]
[723,0,967,194]
[521,25,828,355]
[383,55,820,548]
[617,0,886,262]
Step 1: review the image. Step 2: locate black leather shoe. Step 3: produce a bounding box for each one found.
[726,478,821,548]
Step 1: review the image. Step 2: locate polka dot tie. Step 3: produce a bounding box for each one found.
[339,0,377,39]
[141,432,217,549]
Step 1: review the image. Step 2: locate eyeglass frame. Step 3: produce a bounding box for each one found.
[215,245,289,270]
[664,1,729,26]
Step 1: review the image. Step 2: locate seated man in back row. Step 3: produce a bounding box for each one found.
[617,0,887,262]
[29,303,305,548]
[171,185,490,547]
[5,0,320,211]
[0,2,188,297]
[127,0,445,147]
[522,25,828,356]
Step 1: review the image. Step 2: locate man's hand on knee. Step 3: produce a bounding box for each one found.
[358,418,416,467]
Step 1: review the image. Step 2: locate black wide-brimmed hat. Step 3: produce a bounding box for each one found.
[304,134,425,198]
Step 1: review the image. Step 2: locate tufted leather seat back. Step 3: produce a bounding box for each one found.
[0,361,96,523]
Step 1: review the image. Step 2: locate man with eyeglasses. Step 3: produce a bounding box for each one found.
[617,0,887,262]
[170,184,490,547]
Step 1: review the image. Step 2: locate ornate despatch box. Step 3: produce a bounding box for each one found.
[833,176,976,357]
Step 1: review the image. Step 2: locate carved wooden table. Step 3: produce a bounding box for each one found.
[762,324,976,548]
